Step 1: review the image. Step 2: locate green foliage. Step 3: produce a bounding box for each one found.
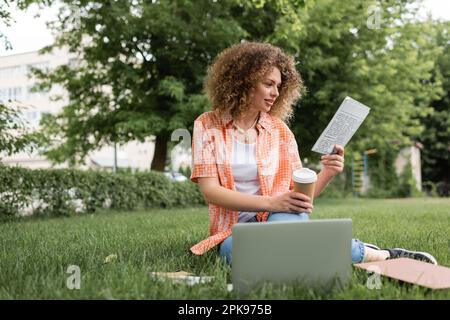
[32,0,248,168]
[422,181,439,197]
[178,165,192,179]
[435,181,450,197]
[12,0,449,186]
[365,148,401,198]
[415,22,450,192]
[317,165,353,199]
[0,166,205,218]
[364,148,424,198]
[265,1,446,166]
[0,103,43,157]
[394,162,423,198]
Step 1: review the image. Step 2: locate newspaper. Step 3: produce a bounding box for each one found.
[311,96,370,155]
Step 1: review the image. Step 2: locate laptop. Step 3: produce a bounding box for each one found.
[232,219,352,295]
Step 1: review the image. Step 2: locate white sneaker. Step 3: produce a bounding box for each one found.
[386,248,438,265]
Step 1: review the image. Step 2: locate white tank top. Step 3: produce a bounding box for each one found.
[231,136,261,222]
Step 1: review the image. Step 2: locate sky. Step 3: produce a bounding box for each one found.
[1,0,449,57]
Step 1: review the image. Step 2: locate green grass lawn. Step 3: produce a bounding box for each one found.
[0,198,449,299]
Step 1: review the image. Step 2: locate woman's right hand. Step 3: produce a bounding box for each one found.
[269,191,313,214]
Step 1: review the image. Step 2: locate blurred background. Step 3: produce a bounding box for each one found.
[1,0,449,197]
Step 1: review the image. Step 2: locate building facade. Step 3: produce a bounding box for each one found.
[395,143,423,191]
[0,48,159,171]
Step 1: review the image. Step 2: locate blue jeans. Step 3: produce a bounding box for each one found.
[219,212,365,265]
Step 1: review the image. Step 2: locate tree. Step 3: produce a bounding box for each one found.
[0,103,42,158]
[33,0,252,170]
[415,21,450,195]
[245,0,446,197]
[31,0,446,179]
[263,0,444,162]
[0,1,47,158]
[32,0,311,170]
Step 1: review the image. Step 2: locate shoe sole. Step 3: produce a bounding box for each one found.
[392,248,438,265]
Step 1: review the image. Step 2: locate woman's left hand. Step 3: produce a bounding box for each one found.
[320,144,345,177]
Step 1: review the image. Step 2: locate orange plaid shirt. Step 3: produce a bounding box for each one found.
[190,110,302,255]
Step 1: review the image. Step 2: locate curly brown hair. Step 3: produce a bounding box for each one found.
[204,41,304,123]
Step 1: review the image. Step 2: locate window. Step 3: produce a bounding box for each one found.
[0,88,6,102]
[3,87,23,101]
[0,65,25,78]
[0,87,24,101]
[26,85,47,100]
[25,110,38,120]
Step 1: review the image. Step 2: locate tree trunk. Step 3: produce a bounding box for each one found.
[151,134,169,172]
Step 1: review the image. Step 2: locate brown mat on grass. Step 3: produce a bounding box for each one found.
[355,258,450,289]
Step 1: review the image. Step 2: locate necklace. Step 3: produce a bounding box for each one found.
[233,114,259,144]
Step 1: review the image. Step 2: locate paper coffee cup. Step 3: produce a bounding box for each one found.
[293,168,317,203]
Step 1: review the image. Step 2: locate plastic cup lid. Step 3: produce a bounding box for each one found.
[293,168,317,184]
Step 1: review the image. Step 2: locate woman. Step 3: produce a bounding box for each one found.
[189,42,437,266]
